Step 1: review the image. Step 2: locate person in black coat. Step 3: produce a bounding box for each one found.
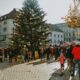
[66,45,73,59]
[54,45,60,60]
[8,48,14,63]
[4,48,8,60]
[65,45,74,71]
[45,45,50,61]
[0,49,3,62]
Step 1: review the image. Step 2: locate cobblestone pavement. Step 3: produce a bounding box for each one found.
[0,60,61,80]
[0,60,79,80]
[0,61,10,70]
[49,64,79,80]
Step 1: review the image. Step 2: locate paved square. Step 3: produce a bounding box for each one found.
[0,61,61,80]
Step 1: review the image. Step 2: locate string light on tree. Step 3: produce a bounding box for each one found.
[11,0,50,50]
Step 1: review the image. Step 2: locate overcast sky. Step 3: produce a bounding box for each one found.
[0,0,73,24]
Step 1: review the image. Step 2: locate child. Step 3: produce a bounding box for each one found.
[58,51,66,75]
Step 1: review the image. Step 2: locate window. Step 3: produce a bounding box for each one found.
[61,35,62,38]
[0,25,1,28]
[1,17,3,20]
[0,25,1,33]
[58,40,60,43]
[50,40,52,43]
[54,34,56,37]
[58,35,59,37]
[73,33,75,36]
[69,33,71,37]
[3,27,7,32]
[0,35,6,41]
[54,40,56,43]
[4,21,7,25]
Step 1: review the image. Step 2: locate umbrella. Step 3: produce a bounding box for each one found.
[62,42,71,46]
[72,41,80,45]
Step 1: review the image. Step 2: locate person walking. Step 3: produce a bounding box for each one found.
[23,46,29,62]
[39,46,44,61]
[65,45,74,72]
[71,44,80,79]
[50,45,54,59]
[45,45,50,61]
[4,48,8,61]
[8,48,14,63]
[54,45,60,61]
[58,50,66,75]
[0,49,3,62]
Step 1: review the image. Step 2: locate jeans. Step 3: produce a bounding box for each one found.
[72,59,80,78]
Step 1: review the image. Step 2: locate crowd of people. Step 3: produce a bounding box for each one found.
[0,42,80,79]
[58,42,80,79]
[0,45,62,63]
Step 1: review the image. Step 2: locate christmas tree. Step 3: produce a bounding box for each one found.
[12,0,50,50]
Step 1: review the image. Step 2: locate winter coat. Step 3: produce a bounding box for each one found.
[54,47,60,57]
[50,47,54,56]
[65,46,73,59]
[58,54,66,64]
[72,45,80,60]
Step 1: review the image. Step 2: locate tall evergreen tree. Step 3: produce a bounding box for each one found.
[12,0,50,50]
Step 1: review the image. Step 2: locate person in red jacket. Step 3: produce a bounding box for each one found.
[71,44,80,79]
[50,45,54,59]
[58,50,66,75]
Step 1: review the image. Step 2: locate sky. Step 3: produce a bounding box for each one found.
[0,0,73,24]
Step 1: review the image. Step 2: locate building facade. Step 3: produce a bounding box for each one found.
[75,28,80,40]
[48,25,64,45]
[0,9,79,48]
[0,9,18,48]
[54,23,76,42]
